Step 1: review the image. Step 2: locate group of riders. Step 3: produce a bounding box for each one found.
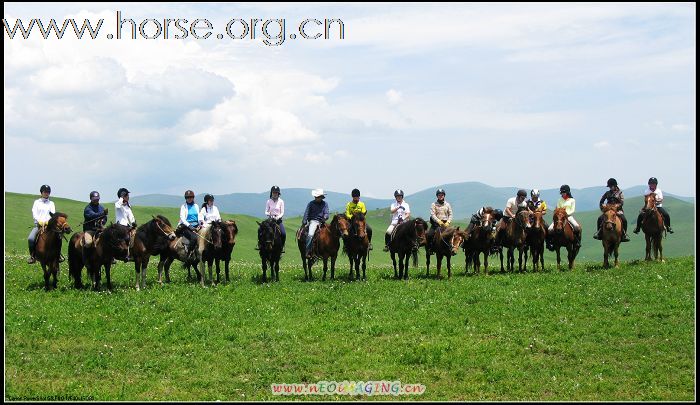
[27,177,674,264]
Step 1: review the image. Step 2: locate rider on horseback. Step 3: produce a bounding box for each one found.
[177,190,203,258]
[302,189,329,258]
[345,188,373,250]
[27,184,56,264]
[466,206,503,239]
[82,191,108,262]
[593,178,630,242]
[546,185,582,250]
[526,189,548,214]
[633,177,673,234]
[495,189,528,245]
[384,190,411,252]
[262,185,286,252]
[426,188,453,252]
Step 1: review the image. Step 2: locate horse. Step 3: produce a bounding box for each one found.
[201,220,239,283]
[158,226,203,286]
[525,210,547,271]
[550,208,580,270]
[130,215,176,290]
[640,193,665,262]
[496,209,531,272]
[297,214,350,281]
[344,212,370,281]
[258,218,283,282]
[600,204,622,268]
[34,212,72,291]
[463,209,497,275]
[388,218,428,280]
[425,226,466,279]
[68,223,131,291]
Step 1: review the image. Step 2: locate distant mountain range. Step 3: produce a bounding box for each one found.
[133,182,694,220]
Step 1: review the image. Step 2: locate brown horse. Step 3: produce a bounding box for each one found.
[389,218,429,280]
[550,208,579,270]
[297,214,349,281]
[525,211,547,271]
[600,204,622,268]
[425,227,466,279]
[69,223,131,291]
[641,193,665,262]
[345,213,370,280]
[463,209,497,275]
[496,210,531,272]
[131,215,176,290]
[158,226,203,286]
[34,212,72,291]
[201,220,239,283]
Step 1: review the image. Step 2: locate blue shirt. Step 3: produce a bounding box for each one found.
[186,203,199,226]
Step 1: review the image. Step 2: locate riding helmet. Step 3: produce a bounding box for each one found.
[517,189,527,197]
[270,185,281,198]
[351,188,361,197]
[436,188,446,196]
[40,184,51,194]
[184,190,195,198]
[530,189,540,198]
[559,184,571,195]
[204,194,214,203]
[493,209,504,219]
[607,178,618,187]
[648,177,658,185]
[90,191,100,200]
[394,189,404,197]
[117,187,130,198]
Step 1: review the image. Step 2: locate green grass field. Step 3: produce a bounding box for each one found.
[4,192,696,400]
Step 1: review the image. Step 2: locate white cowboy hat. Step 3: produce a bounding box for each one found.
[311,189,326,198]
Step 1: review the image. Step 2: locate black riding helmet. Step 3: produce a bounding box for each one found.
[352,188,361,197]
[648,177,658,185]
[270,185,281,198]
[493,209,504,220]
[517,189,527,197]
[560,184,572,196]
[90,191,100,200]
[204,194,214,203]
[394,189,404,197]
[117,187,129,198]
[40,184,51,194]
[436,188,446,196]
[607,178,618,187]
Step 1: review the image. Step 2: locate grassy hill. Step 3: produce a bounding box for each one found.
[5,192,694,268]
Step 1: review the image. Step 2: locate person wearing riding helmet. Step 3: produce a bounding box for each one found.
[200,194,221,226]
[384,189,411,252]
[345,188,373,250]
[466,206,503,240]
[546,185,582,250]
[593,178,630,242]
[426,188,453,252]
[82,191,108,261]
[261,185,286,252]
[178,190,203,257]
[526,189,548,214]
[27,184,56,264]
[495,189,528,245]
[115,187,137,261]
[302,189,330,258]
[633,177,674,234]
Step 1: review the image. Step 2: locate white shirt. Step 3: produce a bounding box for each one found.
[32,198,56,225]
[505,197,527,218]
[115,198,136,226]
[200,205,221,226]
[179,203,203,226]
[644,187,664,207]
[390,201,410,225]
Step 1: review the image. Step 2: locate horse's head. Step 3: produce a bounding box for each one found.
[152,215,176,241]
[644,193,657,212]
[603,204,620,231]
[209,220,224,249]
[516,209,532,230]
[223,220,238,246]
[480,208,494,230]
[552,208,568,234]
[49,212,72,235]
[450,228,466,256]
[532,211,545,229]
[352,212,367,239]
[414,217,429,245]
[332,214,350,238]
[257,218,277,251]
[105,223,131,259]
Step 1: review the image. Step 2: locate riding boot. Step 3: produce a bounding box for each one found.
[27,240,36,264]
[621,231,630,242]
[666,226,674,234]
[592,227,601,240]
[383,233,391,252]
[574,231,582,249]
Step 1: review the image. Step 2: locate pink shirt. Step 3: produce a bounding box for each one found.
[265,198,285,220]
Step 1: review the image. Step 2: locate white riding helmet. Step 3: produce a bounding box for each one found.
[531,189,540,198]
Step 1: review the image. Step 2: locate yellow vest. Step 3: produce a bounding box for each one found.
[345,201,367,218]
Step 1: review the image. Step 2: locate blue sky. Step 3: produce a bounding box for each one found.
[4,3,696,200]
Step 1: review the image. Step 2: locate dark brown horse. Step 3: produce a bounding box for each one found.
[35,212,72,291]
[389,218,428,280]
[463,209,497,275]
[641,193,665,262]
[130,215,176,290]
[600,204,622,268]
[158,226,202,286]
[201,220,239,283]
[68,223,131,291]
[297,214,349,281]
[496,210,531,272]
[258,218,283,282]
[550,208,579,270]
[425,227,466,279]
[525,211,547,271]
[345,213,369,280]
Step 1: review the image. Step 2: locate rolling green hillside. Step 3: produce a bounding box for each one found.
[4,192,695,269]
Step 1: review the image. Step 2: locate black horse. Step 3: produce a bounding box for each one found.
[201,220,239,284]
[258,218,283,282]
[389,218,428,280]
[69,223,130,291]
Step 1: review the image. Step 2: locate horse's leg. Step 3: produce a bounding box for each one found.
[499,248,504,272]
[331,255,337,280]
[555,247,561,270]
[614,243,619,268]
[426,251,431,277]
[262,259,268,283]
[645,234,652,261]
[134,259,142,291]
[275,258,280,282]
[165,257,173,283]
[658,236,664,263]
[361,254,366,280]
[436,254,443,278]
[51,261,59,290]
[568,245,575,270]
[225,259,230,283]
[403,253,410,280]
[446,255,452,279]
[392,252,398,279]
[105,262,113,291]
[208,258,214,286]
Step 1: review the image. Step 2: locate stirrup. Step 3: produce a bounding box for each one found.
[621,234,630,242]
[382,245,389,252]
[667,227,674,234]
[27,256,36,264]
[58,254,66,263]
[368,243,373,251]
[633,228,640,234]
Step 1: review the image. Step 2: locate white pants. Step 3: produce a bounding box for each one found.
[386,223,399,235]
[82,231,95,248]
[306,220,321,251]
[548,216,580,232]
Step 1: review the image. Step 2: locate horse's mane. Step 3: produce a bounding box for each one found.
[353,212,366,222]
[47,212,68,226]
[553,207,568,217]
[602,204,620,213]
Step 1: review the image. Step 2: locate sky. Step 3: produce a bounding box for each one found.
[3,3,696,201]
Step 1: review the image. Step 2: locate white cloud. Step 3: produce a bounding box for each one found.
[386,89,402,105]
[593,141,611,149]
[304,151,331,163]
[671,124,690,132]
